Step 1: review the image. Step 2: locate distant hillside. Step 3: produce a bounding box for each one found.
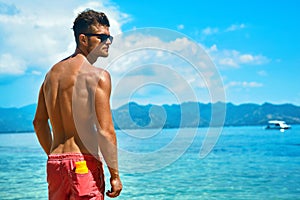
[0,104,36,133]
[112,102,300,129]
[0,102,300,133]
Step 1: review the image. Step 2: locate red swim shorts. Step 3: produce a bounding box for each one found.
[47,153,105,200]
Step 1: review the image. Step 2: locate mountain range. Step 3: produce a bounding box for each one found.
[0,102,300,133]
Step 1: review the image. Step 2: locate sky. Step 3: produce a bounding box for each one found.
[0,0,299,108]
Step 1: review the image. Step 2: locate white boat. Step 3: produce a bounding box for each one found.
[265,120,291,130]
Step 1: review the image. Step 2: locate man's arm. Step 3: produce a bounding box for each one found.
[33,83,52,155]
[94,70,122,198]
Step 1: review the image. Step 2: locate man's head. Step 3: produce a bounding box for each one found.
[73,9,112,60]
[73,9,110,45]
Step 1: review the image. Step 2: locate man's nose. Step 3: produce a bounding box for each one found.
[106,38,112,44]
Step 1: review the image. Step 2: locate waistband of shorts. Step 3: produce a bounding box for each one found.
[48,153,101,162]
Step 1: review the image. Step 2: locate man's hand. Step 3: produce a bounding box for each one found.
[106,176,122,198]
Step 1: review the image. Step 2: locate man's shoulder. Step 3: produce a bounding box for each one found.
[94,68,111,89]
[44,57,72,83]
[95,68,110,77]
[94,68,109,83]
[48,59,66,73]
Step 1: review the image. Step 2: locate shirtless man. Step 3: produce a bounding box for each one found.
[33,9,122,199]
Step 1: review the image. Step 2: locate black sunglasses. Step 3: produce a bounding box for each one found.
[84,33,113,43]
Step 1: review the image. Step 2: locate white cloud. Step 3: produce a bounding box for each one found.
[177,24,184,30]
[201,23,245,37]
[239,54,269,65]
[202,27,219,35]
[239,54,254,63]
[0,53,26,75]
[209,44,218,52]
[225,23,246,32]
[219,58,239,67]
[226,81,263,89]
[206,45,270,68]
[31,70,42,76]
[0,0,130,75]
[257,70,268,76]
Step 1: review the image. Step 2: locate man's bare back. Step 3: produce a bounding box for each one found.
[42,54,100,154]
[33,10,122,198]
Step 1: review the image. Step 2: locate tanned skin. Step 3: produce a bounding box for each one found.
[33,24,122,198]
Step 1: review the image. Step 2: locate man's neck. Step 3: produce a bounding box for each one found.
[73,47,98,64]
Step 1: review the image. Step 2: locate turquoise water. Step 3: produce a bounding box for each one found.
[0,126,300,199]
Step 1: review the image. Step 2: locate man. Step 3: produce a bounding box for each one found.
[33,9,122,199]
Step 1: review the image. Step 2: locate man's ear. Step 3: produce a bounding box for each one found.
[79,34,88,46]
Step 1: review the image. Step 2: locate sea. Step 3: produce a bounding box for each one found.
[0,126,300,200]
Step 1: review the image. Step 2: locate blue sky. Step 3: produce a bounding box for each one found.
[0,0,299,108]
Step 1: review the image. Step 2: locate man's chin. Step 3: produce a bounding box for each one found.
[88,53,109,59]
[99,52,109,57]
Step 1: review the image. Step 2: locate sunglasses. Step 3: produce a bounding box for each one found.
[84,33,113,43]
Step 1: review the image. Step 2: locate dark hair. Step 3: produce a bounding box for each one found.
[72,9,110,45]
